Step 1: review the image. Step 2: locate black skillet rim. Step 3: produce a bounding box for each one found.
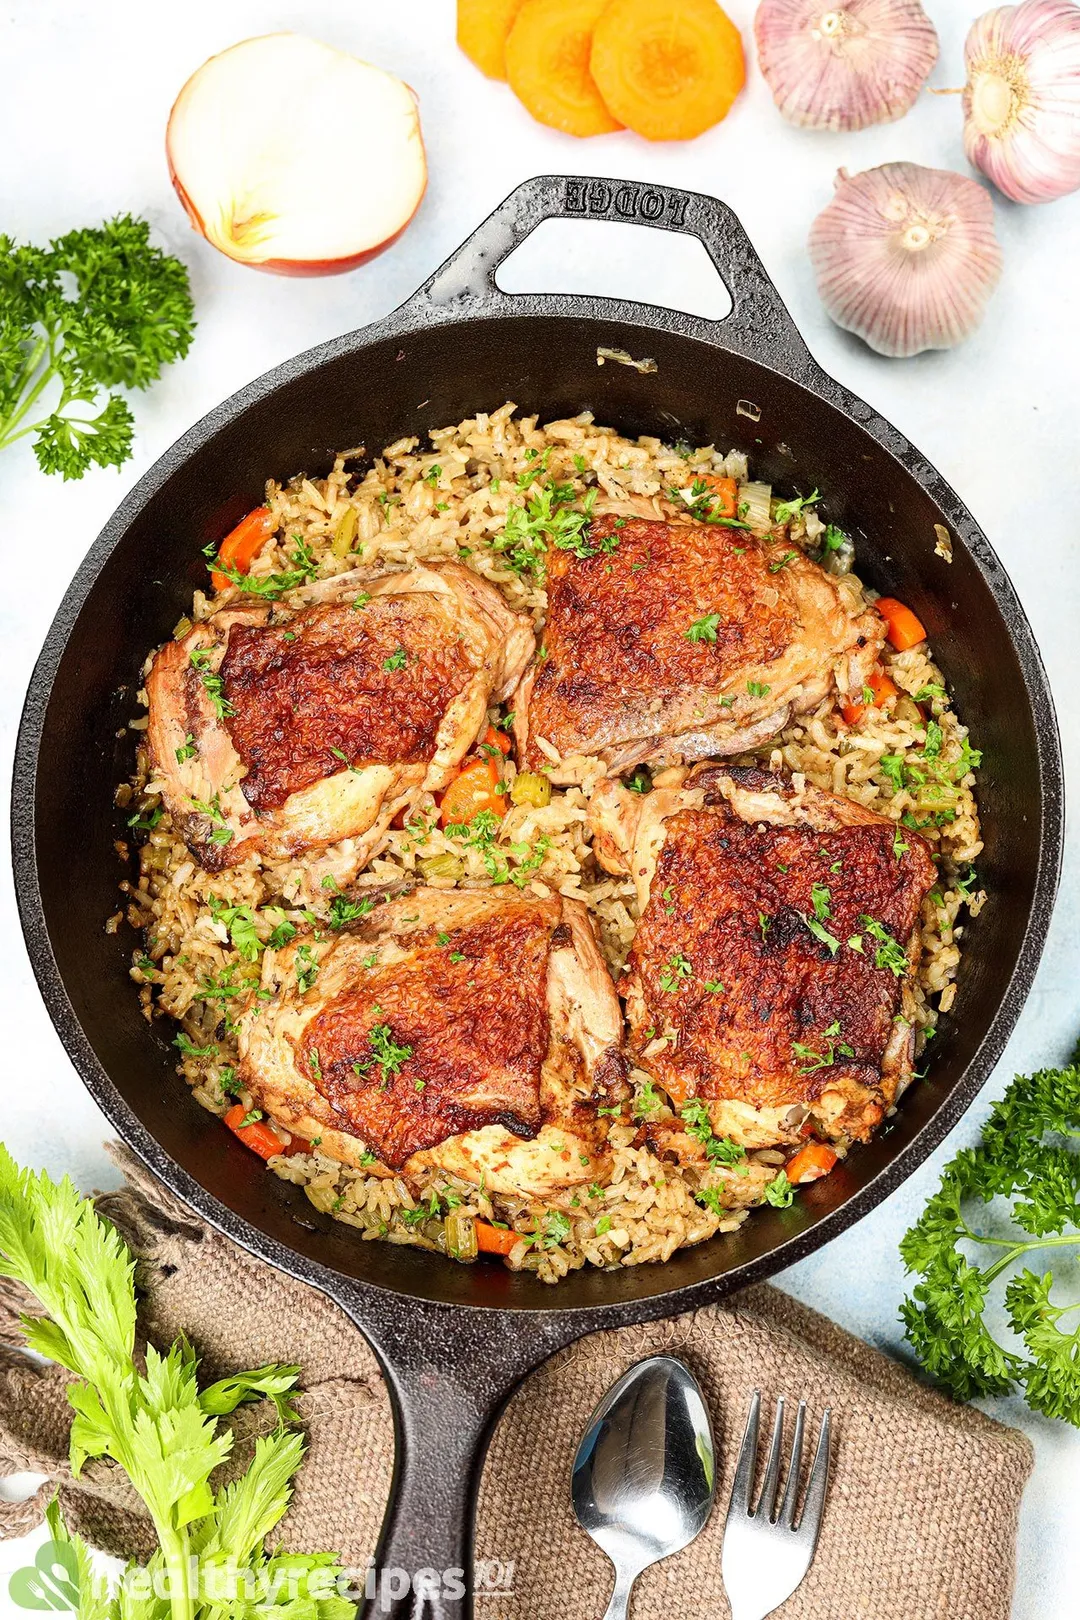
[10,183,1065,1332]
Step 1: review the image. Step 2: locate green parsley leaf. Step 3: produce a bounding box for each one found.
[686,613,722,644]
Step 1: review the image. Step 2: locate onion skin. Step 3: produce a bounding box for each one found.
[963,0,1080,205]
[809,163,1003,358]
[166,152,426,278]
[754,0,939,133]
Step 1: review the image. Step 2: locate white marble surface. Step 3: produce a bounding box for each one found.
[0,0,1077,1614]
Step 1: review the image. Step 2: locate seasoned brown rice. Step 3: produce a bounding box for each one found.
[116,405,983,1283]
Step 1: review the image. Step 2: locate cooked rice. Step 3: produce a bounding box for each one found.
[117,405,983,1284]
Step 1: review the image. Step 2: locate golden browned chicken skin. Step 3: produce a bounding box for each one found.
[514,515,884,772]
[146,563,533,872]
[236,888,629,1196]
[590,763,936,1148]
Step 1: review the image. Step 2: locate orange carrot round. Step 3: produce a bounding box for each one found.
[476,1220,521,1256]
[506,0,624,137]
[786,1141,838,1185]
[224,1103,289,1160]
[875,597,927,652]
[438,756,506,829]
[457,0,528,78]
[590,0,746,141]
[482,723,512,757]
[841,668,899,726]
[211,506,276,592]
[698,473,739,519]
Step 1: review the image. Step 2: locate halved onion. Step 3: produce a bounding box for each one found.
[166,33,427,276]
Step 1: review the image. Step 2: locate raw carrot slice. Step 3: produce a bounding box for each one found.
[840,668,899,726]
[210,506,275,592]
[590,0,746,141]
[506,0,624,137]
[457,0,528,80]
[224,1103,289,1160]
[438,756,506,829]
[476,1220,521,1256]
[875,597,927,652]
[786,1141,838,1185]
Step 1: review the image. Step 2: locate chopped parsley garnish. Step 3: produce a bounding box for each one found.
[424,464,442,486]
[768,550,798,573]
[207,533,318,599]
[188,649,233,720]
[680,1099,747,1169]
[686,613,722,644]
[802,914,842,956]
[810,882,831,921]
[358,1023,413,1086]
[658,952,693,993]
[746,680,771,698]
[174,733,197,764]
[893,824,910,858]
[383,647,408,671]
[126,804,163,833]
[861,916,908,976]
[764,1171,794,1208]
[773,488,820,524]
[328,893,374,930]
[173,1031,217,1060]
[295,944,319,994]
[329,746,360,774]
[207,896,261,961]
[188,793,233,846]
[625,767,652,795]
[493,483,598,578]
[632,1078,665,1119]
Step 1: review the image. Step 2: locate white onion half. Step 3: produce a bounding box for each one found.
[167,33,428,275]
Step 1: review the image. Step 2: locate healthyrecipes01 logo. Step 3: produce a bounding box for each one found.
[8,1540,79,1611]
[7,1549,516,1611]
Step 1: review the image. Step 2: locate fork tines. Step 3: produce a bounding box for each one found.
[721,1391,832,1620]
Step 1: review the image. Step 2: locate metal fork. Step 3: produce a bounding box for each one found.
[721,1391,831,1620]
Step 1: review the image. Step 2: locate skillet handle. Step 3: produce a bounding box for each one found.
[412,173,816,380]
[335,1290,584,1619]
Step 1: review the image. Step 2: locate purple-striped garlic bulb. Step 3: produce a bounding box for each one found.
[808,163,1004,358]
[964,0,1080,204]
[754,0,939,131]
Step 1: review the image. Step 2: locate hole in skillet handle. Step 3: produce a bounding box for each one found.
[409,173,817,383]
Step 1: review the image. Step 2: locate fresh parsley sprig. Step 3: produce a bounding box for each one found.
[900,1047,1080,1424]
[0,217,194,479]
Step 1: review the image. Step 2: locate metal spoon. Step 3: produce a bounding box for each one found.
[571,1355,716,1620]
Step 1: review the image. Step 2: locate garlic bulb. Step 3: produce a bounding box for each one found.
[964,0,1080,204]
[754,0,939,131]
[808,163,1003,358]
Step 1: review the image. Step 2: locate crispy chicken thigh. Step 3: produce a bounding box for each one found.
[514,515,883,773]
[147,564,533,872]
[590,764,936,1148]
[236,889,628,1197]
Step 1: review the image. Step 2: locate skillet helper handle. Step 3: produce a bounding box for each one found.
[415,173,816,379]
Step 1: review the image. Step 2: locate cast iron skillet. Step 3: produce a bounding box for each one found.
[12,176,1062,1616]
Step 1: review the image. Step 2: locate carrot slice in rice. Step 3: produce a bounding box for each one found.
[224,1103,290,1160]
[840,668,899,726]
[590,0,746,141]
[476,1220,521,1256]
[210,506,275,592]
[875,597,927,652]
[785,1141,838,1185]
[506,0,624,137]
[457,0,528,80]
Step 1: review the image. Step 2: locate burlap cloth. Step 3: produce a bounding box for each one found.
[0,1145,1031,1619]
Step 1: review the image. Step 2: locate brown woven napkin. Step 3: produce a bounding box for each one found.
[0,1145,1031,1619]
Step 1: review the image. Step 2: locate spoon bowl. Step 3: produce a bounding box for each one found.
[572,1355,715,1619]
